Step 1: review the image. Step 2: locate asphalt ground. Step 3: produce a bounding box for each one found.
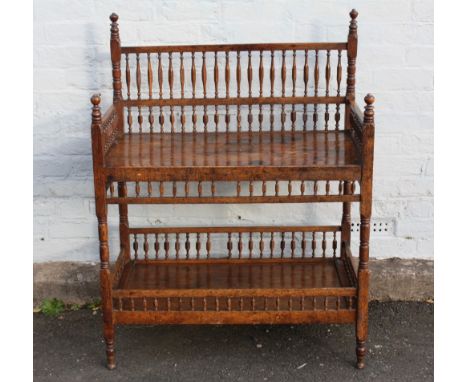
[34,301,433,381]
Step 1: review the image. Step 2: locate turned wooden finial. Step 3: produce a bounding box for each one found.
[110,13,122,102]
[364,94,375,123]
[349,9,358,36]
[346,9,359,100]
[91,93,101,106]
[110,13,120,42]
[91,94,102,123]
[110,13,119,28]
[110,13,120,43]
[364,93,375,105]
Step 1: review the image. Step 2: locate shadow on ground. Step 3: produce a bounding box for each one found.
[34,301,433,381]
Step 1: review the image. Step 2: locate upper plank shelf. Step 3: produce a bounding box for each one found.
[103,130,362,182]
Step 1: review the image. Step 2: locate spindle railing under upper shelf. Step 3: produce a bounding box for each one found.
[91,10,375,370]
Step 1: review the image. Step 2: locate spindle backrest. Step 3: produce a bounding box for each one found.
[109,11,358,134]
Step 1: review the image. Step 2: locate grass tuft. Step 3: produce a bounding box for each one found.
[86,299,101,311]
[40,298,65,317]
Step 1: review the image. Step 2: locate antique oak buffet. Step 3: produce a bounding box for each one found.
[91,10,375,369]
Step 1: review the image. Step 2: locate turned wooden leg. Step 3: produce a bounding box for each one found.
[103,318,116,370]
[118,182,130,260]
[340,181,352,257]
[356,215,370,369]
[97,204,116,369]
[355,94,375,369]
[356,338,366,369]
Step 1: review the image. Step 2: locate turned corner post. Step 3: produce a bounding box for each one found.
[110,13,122,103]
[109,13,128,264]
[341,10,359,254]
[91,93,116,370]
[356,93,375,370]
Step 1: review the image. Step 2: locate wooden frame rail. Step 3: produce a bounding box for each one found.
[106,180,361,204]
[122,96,346,107]
[129,225,341,234]
[107,194,360,204]
[121,42,348,54]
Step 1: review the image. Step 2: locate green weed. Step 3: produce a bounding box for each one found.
[40,298,65,317]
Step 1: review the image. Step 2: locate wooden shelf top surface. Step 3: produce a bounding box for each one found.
[105,131,361,170]
[117,258,354,291]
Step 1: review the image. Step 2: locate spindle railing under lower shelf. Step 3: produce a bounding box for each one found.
[111,225,358,324]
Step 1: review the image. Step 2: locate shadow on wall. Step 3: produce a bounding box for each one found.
[34,22,111,193]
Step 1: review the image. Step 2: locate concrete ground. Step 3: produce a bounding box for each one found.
[34,301,433,381]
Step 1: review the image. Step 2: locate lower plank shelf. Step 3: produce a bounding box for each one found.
[112,257,357,325]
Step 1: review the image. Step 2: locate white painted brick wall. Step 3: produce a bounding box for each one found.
[33,0,433,262]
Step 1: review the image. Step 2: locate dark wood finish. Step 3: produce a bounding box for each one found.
[118,259,354,290]
[128,225,341,234]
[356,93,375,369]
[121,42,347,54]
[91,93,116,370]
[91,9,375,370]
[114,310,356,325]
[104,131,360,171]
[122,96,345,107]
[107,194,360,205]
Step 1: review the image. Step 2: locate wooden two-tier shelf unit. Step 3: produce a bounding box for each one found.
[91,9,375,370]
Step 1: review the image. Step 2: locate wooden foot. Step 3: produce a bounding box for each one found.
[356,339,366,369]
[107,362,116,370]
[104,323,116,370]
[105,339,116,370]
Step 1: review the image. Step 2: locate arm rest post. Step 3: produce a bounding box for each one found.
[91,94,120,171]
[91,94,104,169]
